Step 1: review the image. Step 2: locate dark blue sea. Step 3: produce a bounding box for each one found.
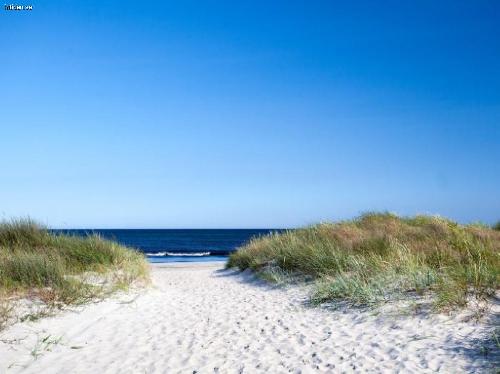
[55,229,278,263]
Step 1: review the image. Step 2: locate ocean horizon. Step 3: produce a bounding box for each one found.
[54,229,281,263]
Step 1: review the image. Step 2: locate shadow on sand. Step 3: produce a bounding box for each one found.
[214,266,500,371]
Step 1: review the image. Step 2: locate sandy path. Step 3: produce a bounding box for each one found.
[0,263,497,373]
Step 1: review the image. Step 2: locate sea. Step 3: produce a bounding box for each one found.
[56,229,278,263]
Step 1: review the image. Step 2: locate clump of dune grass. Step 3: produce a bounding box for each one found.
[0,219,149,329]
[228,213,500,310]
[494,221,500,231]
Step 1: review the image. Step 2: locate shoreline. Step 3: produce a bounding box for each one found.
[147,256,229,265]
[149,261,227,269]
[0,263,498,373]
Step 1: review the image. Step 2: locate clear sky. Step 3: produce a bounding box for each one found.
[1,1,499,228]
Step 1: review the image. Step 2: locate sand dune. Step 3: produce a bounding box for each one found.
[0,263,497,373]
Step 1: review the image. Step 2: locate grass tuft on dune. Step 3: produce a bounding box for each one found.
[228,213,500,309]
[0,219,149,329]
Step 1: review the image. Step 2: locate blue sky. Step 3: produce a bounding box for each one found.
[1,1,499,228]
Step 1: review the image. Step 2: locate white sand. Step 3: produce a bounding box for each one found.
[0,263,497,373]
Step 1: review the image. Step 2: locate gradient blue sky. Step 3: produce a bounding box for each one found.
[1,1,499,228]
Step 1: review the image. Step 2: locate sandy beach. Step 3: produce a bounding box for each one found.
[0,262,497,373]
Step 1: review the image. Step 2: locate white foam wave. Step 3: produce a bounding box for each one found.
[146,251,211,257]
[146,251,167,257]
[166,252,211,257]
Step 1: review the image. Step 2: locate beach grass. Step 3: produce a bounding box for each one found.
[228,213,500,309]
[0,219,149,329]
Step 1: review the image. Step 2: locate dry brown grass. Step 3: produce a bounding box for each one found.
[228,213,500,309]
